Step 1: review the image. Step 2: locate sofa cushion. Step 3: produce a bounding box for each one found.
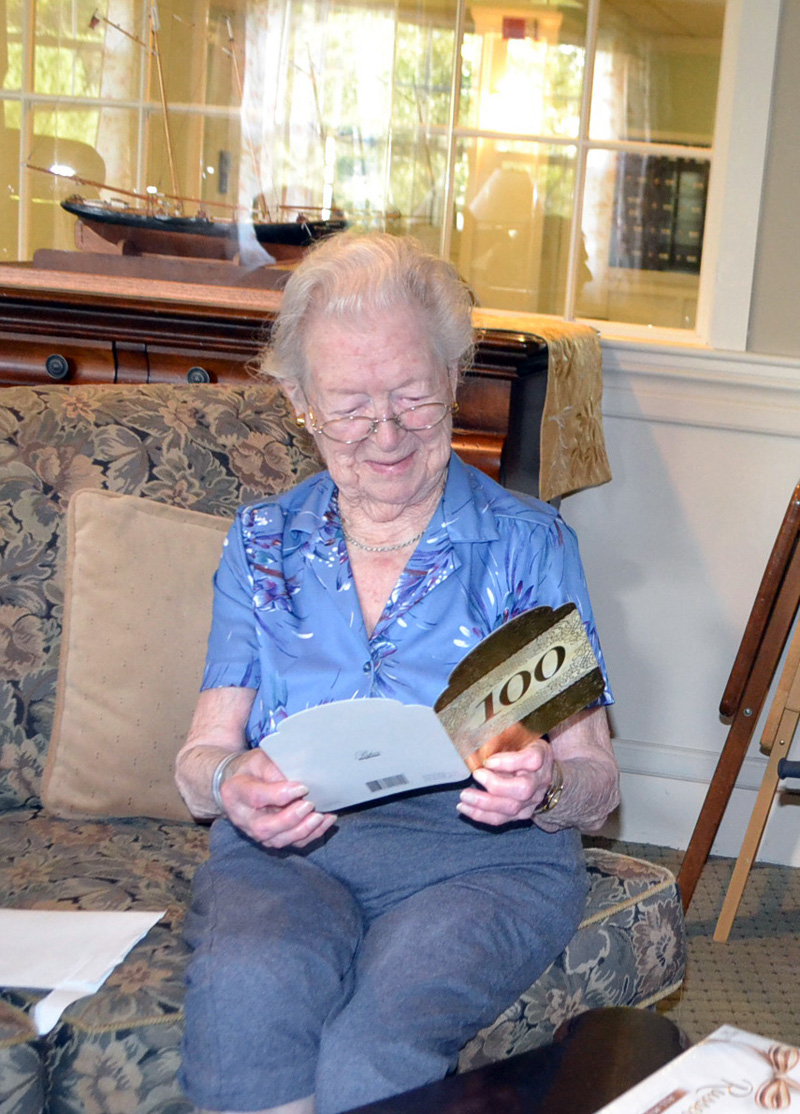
[0,383,321,812]
[0,813,685,1114]
[0,809,208,1114]
[41,490,231,821]
[0,996,44,1114]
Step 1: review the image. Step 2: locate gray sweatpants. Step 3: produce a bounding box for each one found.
[180,787,587,1113]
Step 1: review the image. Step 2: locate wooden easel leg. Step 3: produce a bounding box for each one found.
[677,714,760,910]
[713,731,789,941]
[714,629,800,942]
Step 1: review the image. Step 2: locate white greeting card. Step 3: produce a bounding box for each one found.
[0,908,164,1034]
[262,699,468,813]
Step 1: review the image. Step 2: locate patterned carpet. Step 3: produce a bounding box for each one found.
[593,839,800,1049]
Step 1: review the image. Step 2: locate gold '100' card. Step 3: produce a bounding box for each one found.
[434,603,606,770]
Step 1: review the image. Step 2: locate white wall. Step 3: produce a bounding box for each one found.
[560,340,800,864]
[561,0,800,866]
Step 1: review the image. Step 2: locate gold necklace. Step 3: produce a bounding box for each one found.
[339,471,446,554]
[342,525,426,553]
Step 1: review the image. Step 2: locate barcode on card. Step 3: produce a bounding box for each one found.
[366,774,409,793]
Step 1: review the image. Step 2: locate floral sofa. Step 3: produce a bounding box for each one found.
[0,382,686,1114]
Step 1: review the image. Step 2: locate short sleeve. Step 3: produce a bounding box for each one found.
[201,518,261,691]
[507,513,614,707]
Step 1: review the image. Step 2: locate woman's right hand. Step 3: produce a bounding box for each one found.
[175,687,336,848]
[217,747,337,848]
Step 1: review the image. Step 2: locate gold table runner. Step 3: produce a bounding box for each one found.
[474,311,612,503]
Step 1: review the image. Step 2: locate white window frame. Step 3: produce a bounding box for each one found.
[695,0,781,351]
[440,0,781,353]
[581,0,781,352]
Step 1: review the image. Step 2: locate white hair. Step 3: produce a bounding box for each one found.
[256,232,475,389]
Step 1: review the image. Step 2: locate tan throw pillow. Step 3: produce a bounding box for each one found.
[42,489,232,821]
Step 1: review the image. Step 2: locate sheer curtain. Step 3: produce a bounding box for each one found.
[95,0,141,196]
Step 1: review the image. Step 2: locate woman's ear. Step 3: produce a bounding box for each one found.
[281,379,308,423]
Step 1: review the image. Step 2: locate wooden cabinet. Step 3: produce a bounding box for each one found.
[0,280,548,492]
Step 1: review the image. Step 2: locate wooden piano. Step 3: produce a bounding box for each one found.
[0,277,550,495]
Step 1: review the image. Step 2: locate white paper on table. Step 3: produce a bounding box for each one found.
[595,1025,800,1114]
[262,699,471,812]
[0,908,164,1034]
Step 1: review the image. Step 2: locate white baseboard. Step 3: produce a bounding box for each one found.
[601,738,800,867]
[612,736,768,791]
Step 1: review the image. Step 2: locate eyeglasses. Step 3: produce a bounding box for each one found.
[308,401,458,444]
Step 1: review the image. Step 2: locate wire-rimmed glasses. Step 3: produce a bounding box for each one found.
[308,401,458,444]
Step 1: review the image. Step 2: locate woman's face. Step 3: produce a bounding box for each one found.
[295,302,457,518]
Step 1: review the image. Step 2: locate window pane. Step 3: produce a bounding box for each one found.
[591,0,724,145]
[386,12,456,251]
[26,104,105,207]
[23,104,137,259]
[452,138,577,314]
[386,133,451,253]
[577,148,708,328]
[3,0,24,94]
[152,0,242,109]
[34,0,122,99]
[197,114,243,213]
[142,107,242,219]
[0,135,20,261]
[145,106,208,205]
[25,106,104,255]
[94,105,141,198]
[238,0,397,222]
[394,18,456,132]
[460,2,587,137]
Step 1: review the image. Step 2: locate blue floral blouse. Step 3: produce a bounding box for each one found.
[202,452,613,748]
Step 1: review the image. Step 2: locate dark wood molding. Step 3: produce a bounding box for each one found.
[0,283,548,491]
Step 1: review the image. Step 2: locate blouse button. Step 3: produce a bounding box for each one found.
[362,660,372,673]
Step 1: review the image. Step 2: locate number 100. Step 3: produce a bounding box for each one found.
[479,645,566,725]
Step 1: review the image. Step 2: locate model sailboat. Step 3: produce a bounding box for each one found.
[57,4,347,262]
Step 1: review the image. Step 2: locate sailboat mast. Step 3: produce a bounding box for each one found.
[149,1,181,206]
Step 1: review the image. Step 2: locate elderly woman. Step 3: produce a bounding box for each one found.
[175,233,619,1114]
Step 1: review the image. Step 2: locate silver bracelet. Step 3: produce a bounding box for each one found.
[211,752,240,815]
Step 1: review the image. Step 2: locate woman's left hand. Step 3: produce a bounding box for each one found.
[455,706,620,831]
[456,722,554,826]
